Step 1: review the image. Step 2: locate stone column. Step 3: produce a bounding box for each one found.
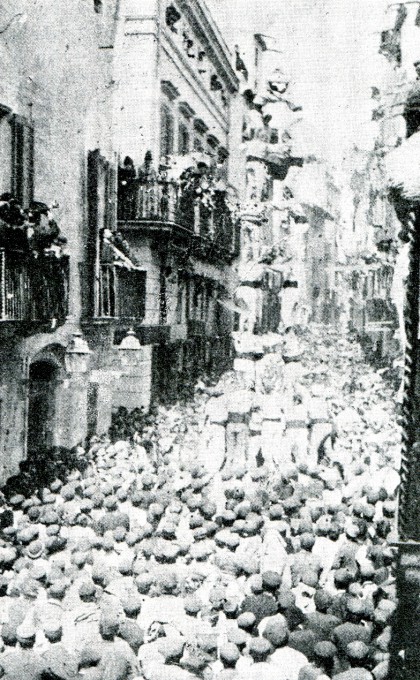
[55,375,90,450]
[89,369,122,437]
[55,331,92,450]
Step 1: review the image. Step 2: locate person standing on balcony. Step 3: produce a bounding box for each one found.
[0,193,30,250]
[118,156,136,220]
[27,202,61,255]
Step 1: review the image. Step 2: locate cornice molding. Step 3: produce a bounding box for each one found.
[161,80,180,101]
[194,118,209,134]
[161,36,229,133]
[179,101,196,119]
[170,0,238,93]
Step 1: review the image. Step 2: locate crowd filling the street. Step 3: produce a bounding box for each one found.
[4,0,420,678]
[0,325,402,680]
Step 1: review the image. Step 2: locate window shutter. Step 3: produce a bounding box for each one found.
[160,107,174,157]
[105,161,117,231]
[86,149,101,317]
[11,115,34,207]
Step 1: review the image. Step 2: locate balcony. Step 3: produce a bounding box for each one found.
[117,179,239,262]
[0,249,69,329]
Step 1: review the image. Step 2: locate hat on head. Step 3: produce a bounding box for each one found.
[60,485,75,501]
[46,536,67,554]
[16,620,36,643]
[41,509,60,526]
[44,621,63,642]
[1,624,17,646]
[30,562,47,581]
[99,610,120,640]
[26,538,45,561]
[48,579,68,600]
[121,593,142,618]
[104,496,118,511]
[50,479,62,493]
[118,620,144,654]
[79,580,96,601]
[46,524,60,537]
[9,494,25,508]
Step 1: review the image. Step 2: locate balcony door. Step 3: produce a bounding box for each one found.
[27,359,59,459]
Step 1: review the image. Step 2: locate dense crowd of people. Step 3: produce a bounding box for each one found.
[0,194,66,257]
[0,327,401,679]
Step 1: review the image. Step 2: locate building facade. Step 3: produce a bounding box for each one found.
[0,0,242,485]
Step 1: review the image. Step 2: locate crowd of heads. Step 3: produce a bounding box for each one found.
[0,194,66,256]
[0,327,402,679]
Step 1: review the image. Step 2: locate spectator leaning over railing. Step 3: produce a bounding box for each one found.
[0,192,30,250]
[0,195,67,257]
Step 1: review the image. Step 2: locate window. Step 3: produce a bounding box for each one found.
[160,107,174,158]
[118,269,146,319]
[94,0,103,13]
[193,119,208,153]
[178,122,190,155]
[207,135,219,160]
[218,146,228,164]
[87,149,118,318]
[10,115,34,208]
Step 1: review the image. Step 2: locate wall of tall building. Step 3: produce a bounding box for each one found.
[0,1,121,484]
[0,0,242,487]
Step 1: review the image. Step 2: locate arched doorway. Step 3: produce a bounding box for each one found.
[27,359,60,459]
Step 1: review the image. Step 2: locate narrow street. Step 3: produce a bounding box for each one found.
[2,1,420,679]
[0,326,401,680]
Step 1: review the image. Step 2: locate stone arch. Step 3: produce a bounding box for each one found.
[26,344,66,459]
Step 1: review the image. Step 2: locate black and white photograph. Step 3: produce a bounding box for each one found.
[0,1,418,678]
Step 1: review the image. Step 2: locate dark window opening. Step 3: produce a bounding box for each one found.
[178,123,190,155]
[118,269,146,320]
[10,115,34,208]
[94,0,103,13]
[160,107,174,157]
[27,360,58,457]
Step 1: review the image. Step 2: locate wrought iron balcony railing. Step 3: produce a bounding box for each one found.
[117,179,239,258]
[0,249,70,326]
